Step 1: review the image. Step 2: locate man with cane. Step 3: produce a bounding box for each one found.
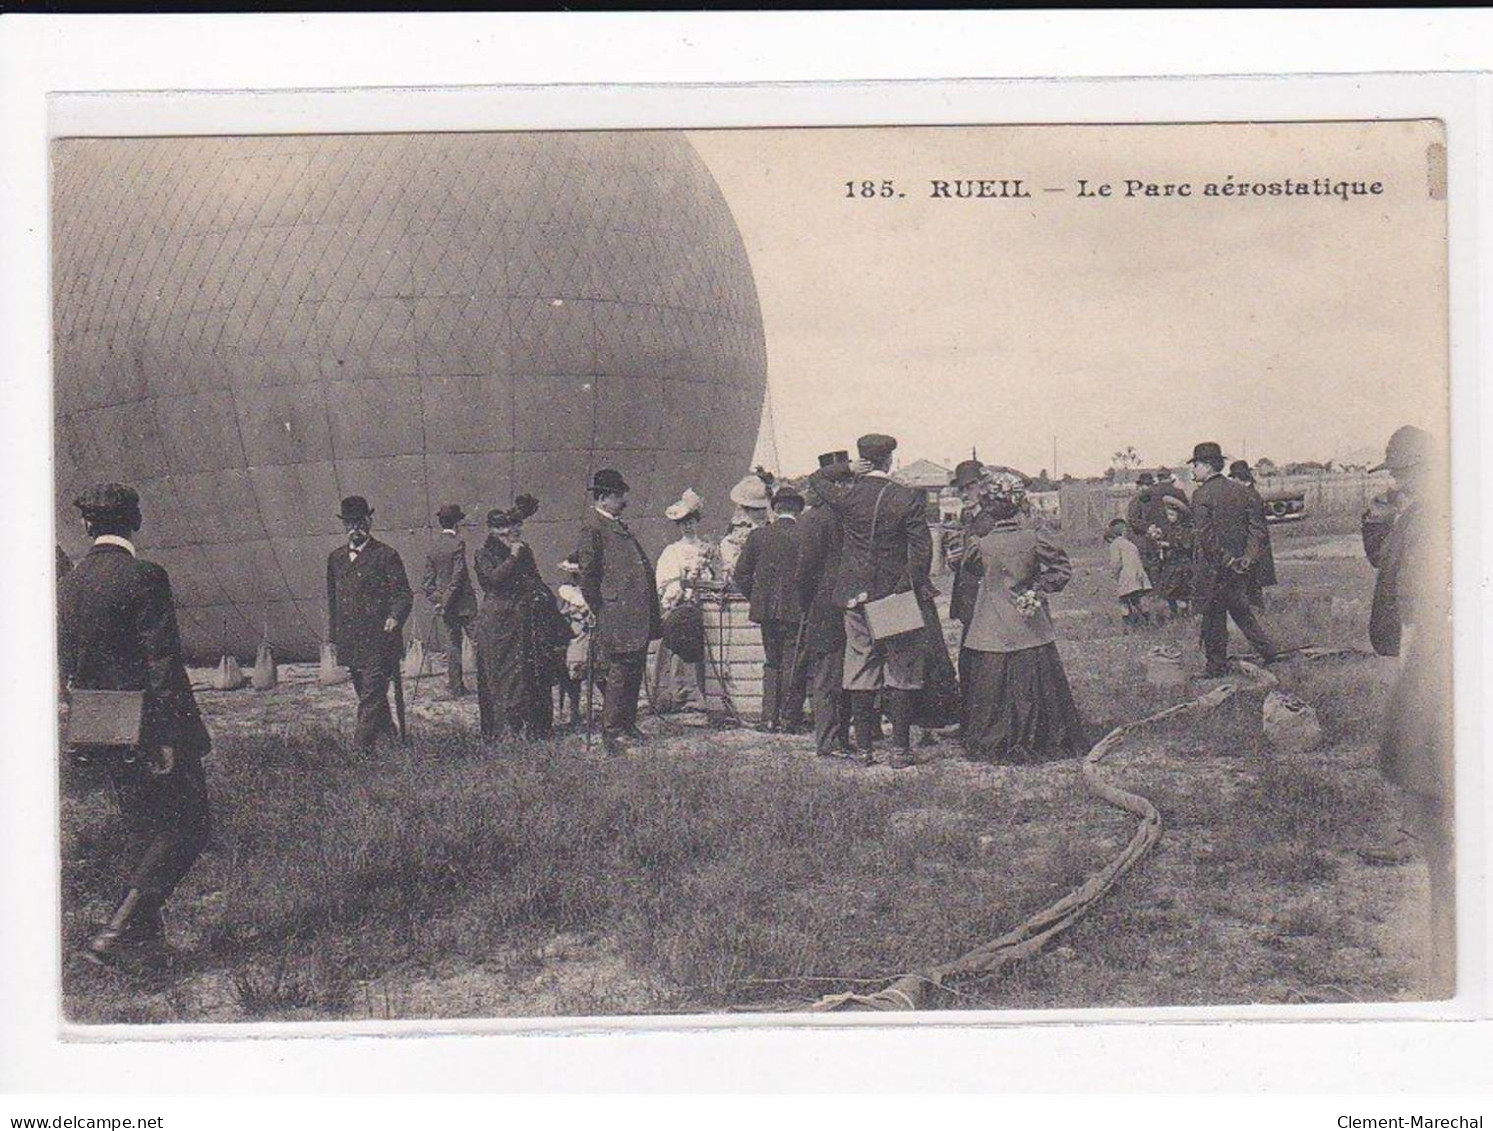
[576,469,661,754]
[327,496,414,753]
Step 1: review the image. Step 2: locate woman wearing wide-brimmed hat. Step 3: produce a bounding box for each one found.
[719,472,772,587]
[960,476,1087,764]
[653,488,718,712]
[473,494,547,739]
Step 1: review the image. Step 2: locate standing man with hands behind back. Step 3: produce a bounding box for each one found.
[423,503,478,699]
[328,495,413,753]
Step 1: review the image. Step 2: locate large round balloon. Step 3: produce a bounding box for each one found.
[53,132,767,661]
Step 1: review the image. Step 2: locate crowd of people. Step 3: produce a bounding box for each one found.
[55,426,1449,986]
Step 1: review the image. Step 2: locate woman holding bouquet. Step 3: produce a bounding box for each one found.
[960,478,1087,764]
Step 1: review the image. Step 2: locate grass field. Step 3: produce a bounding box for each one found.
[59,516,1434,1023]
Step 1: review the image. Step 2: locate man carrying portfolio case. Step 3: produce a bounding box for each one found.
[58,484,212,970]
[809,434,933,767]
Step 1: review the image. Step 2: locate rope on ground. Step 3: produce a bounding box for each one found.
[809,680,1241,1012]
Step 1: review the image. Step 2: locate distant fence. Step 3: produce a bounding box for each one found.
[1056,473,1379,541]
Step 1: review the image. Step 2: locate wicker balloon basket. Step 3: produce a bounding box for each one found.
[697,594,766,721]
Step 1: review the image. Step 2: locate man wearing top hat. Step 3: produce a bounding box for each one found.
[810,434,933,767]
[423,503,478,698]
[1187,442,1280,677]
[795,452,854,758]
[327,496,414,753]
[58,483,212,968]
[734,483,808,732]
[576,468,662,752]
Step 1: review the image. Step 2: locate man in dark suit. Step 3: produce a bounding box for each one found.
[1188,442,1280,676]
[423,503,478,698]
[734,485,807,732]
[327,496,413,753]
[810,434,933,767]
[1125,472,1168,581]
[58,484,212,968]
[947,459,996,634]
[576,468,662,753]
[947,458,996,736]
[1229,461,1278,609]
[796,456,854,759]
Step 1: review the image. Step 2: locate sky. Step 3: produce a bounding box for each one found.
[689,121,1448,479]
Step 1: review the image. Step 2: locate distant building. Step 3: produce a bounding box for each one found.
[895,459,954,522]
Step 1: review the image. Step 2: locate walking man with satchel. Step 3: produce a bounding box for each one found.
[58,484,212,969]
[423,503,478,698]
[810,434,933,768]
[327,495,414,753]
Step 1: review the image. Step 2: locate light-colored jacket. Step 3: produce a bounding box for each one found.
[963,521,1072,654]
[655,535,719,613]
[1108,535,1152,598]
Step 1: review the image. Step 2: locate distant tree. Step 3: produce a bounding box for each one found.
[1111,446,1142,471]
[1255,457,1277,476]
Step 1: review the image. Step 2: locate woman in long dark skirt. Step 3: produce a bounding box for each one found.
[473,495,544,739]
[960,488,1087,764]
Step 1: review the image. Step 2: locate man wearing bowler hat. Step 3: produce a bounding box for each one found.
[327,496,413,753]
[1188,442,1280,676]
[423,503,478,698]
[810,434,933,767]
[576,469,662,753]
[58,484,212,968]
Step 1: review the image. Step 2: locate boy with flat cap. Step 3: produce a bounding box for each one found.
[327,496,413,753]
[576,469,662,753]
[810,434,933,767]
[58,483,212,968]
[423,503,478,698]
[1187,442,1280,676]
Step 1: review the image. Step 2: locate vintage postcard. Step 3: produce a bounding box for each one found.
[48,114,1457,1031]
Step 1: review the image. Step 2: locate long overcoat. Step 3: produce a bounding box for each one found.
[58,542,211,756]
[576,507,662,655]
[792,504,846,658]
[808,469,932,606]
[423,531,479,620]
[733,516,804,625]
[327,538,414,670]
[1189,474,1268,608]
